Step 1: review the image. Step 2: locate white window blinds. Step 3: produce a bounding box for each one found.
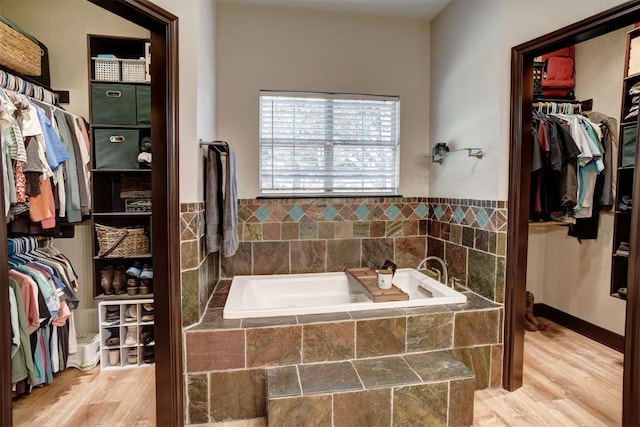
[259,91,400,195]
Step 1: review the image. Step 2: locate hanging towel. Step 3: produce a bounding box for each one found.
[205,148,223,254]
[223,148,238,257]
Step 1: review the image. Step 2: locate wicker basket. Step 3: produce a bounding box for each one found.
[0,20,41,76]
[121,59,146,82]
[95,223,149,257]
[94,58,120,81]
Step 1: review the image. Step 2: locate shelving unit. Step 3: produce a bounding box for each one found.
[610,27,640,300]
[99,299,155,370]
[88,35,154,370]
[88,35,153,301]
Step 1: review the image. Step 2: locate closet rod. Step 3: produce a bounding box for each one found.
[0,66,68,104]
[533,98,593,112]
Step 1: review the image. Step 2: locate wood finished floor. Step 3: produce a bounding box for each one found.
[12,366,156,427]
[474,318,623,427]
[11,318,622,426]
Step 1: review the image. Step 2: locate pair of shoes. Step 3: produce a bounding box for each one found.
[619,287,628,298]
[125,325,138,346]
[100,265,126,295]
[126,262,142,295]
[525,291,546,331]
[127,348,138,365]
[140,325,154,345]
[105,328,120,346]
[124,305,138,322]
[619,195,633,212]
[140,265,153,295]
[616,242,630,256]
[100,265,114,295]
[112,265,127,295]
[141,303,154,322]
[104,306,120,325]
[108,349,120,366]
[142,346,154,364]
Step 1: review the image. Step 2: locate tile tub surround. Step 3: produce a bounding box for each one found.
[183,282,502,424]
[181,202,219,327]
[426,198,507,303]
[219,197,506,304]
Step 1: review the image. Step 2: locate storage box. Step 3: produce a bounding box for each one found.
[66,333,100,371]
[94,58,120,81]
[622,124,637,168]
[91,83,137,125]
[136,85,150,125]
[122,59,146,82]
[94,129,140,170]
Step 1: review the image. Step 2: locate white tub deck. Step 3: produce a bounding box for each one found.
[223,268,467,319]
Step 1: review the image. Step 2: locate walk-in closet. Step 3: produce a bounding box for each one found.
[522,25,632,426]
[0,1,157,424]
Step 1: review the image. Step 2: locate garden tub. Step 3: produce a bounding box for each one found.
[223,268,467,319]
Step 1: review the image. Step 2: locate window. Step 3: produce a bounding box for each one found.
[259,91,400,196]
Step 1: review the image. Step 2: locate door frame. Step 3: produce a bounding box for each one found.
[505,1,640,425]
[0,0,183,425]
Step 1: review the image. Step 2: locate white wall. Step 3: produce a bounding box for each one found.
[430,0,629,200]
[149,0,218,203]
[0,0,149,335]
[429,0,501,200]
[216,4,431,198]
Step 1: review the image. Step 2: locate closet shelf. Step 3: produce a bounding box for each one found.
[624,72,640,81]
[528,221,571,227]
[91,124,151,130]
[91,168,151,173]
[424,148,483,164]
[93,212,152,217]
[90,79,150,86]
[93,254,152,261]
[95,293,154,301]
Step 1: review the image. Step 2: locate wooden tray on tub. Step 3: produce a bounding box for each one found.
[345,268,409,302]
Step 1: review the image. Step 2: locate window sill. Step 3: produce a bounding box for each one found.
[257,194,404,200]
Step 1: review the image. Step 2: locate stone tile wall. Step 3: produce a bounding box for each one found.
[221,197,431,277]
[217,196,506,302]
[426,198,507,303]
[180,202,218,327]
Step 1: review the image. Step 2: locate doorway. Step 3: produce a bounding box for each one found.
[0,0,183,425]
[505,1,640,425]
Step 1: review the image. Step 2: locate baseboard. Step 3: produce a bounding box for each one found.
[533,303,624,353]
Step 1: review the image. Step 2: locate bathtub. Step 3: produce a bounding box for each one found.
[223,268,467,319]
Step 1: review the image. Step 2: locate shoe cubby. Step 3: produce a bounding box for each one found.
[99,299,154,370]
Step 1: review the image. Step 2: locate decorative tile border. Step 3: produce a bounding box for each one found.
[238,197,429,224]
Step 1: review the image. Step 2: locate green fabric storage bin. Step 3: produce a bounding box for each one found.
[94,129,140,170]
[622,124,637,168]
[91,83,137,125]
[136,85,150,125]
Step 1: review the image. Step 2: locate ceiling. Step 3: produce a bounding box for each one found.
[218,0,451,20]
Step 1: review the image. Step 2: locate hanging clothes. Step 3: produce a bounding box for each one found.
[8,237,79,397]
[0,81,92,233]
[530,103,615,240]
